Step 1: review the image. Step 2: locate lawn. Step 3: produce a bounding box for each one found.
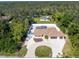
[35,46,52,57]
[0,46,27,57]
[14,46,27,57]
[62,35,73,58]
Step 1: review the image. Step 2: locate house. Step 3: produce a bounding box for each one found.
[34,27,65,40]
[25,24,66,58]
[26,24,66,42]
[40,16,50,21]
[0,16,11,21]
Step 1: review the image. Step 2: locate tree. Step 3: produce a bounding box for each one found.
[10,19,24,42]
[45,35,49,39]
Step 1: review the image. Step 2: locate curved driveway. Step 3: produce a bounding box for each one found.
[24,39,66,58]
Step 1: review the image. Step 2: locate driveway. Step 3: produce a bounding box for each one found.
[24,39,66,58]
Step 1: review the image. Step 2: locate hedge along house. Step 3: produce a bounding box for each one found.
[32,24,66,41]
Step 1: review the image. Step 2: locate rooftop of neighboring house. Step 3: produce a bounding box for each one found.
[40,16,50,21]
[0,16,11,21]
[40,16,50,18]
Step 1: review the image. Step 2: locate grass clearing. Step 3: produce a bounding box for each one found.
[35,46,52,57]
[62,35,73,57]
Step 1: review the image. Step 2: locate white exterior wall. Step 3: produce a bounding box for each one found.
[33,35,42,38]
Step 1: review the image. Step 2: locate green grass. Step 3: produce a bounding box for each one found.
[62,35,73,58]
[0,46,27,57]
[44,35,48,40]
[35,46,52,57]
[16,46,27,57]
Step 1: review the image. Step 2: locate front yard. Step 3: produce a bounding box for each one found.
[35,46,52,57]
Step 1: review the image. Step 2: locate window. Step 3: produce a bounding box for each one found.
[51,37,57,39]
[34,38,43,42]
[60,36,63,39]
[42,35,43,37]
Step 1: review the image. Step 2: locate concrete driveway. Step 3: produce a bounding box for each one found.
[24,38,66,58]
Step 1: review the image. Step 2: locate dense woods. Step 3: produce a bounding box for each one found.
[0,1,79,57]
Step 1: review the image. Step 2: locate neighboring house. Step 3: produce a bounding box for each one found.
[40,16,50,21]
[0,16,11,21]
[0,15,12,23]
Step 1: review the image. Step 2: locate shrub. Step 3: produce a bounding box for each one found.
[45,35,48,39]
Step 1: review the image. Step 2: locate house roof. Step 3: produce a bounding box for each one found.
[0,16,11,20]
[34,27,65,37]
